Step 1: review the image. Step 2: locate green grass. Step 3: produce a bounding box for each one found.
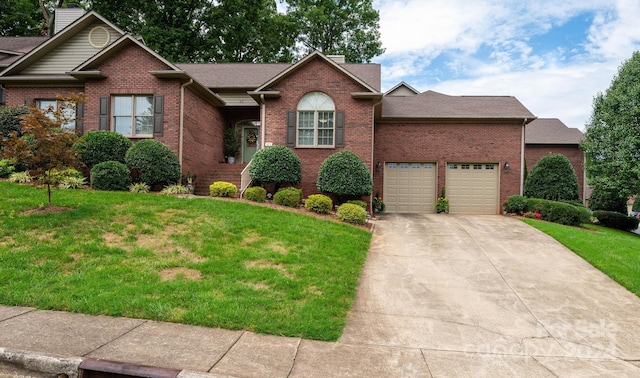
[522,218,640,296]
[0,181,372,341]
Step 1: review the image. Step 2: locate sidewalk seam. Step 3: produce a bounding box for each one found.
[285,337,302,377]
[206,330,244,373]
[81,319,149,357]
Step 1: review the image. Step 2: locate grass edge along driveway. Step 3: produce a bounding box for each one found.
[0,181,372,341]
[522,218,640,297]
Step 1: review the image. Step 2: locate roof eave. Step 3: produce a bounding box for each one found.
[352,92,383,100]
[248,91,281,102]
[149,70,191,81]
[378,116,535,124]
[0,75,82,85]
[66,70,106,79]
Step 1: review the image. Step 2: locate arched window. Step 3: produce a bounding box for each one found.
[297,92,335,147]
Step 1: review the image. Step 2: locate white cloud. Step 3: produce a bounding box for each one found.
[373,0,640,130]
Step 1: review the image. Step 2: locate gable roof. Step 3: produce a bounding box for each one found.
[252,51,382,94]
[525,118,583,144]
[0,11,125,76]
[381,90,535,121]
[0,37,48,69]
[385,81,419,96]
[176,63,291,89]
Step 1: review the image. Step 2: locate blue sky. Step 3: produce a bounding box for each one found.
[371,0,640,130]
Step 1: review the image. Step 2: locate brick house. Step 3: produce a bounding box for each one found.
[0,9,584,214]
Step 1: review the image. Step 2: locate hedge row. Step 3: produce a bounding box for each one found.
[504,195,590,226]
[592,211,640,231]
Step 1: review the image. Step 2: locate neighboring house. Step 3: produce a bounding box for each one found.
[2,8,582,215]
[524,118,587,202]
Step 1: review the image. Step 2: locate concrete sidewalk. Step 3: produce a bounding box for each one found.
[2,215,640,377]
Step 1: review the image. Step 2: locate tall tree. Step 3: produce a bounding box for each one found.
[582,51,640,200]
[0,0,44,36]
[203,0,297,63]
[285,0,384,63]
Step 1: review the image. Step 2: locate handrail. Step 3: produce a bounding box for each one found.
[240,160,252,196]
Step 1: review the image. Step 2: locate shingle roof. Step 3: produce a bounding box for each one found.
[176,61,381,91]
[381,90,535,120]
[0,37,48,68]
[525,118,584,144]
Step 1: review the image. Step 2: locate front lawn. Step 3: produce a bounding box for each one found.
[522,218,640,296]
[0,181,372,341]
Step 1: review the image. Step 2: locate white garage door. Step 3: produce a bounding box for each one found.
[446,163,499,214]
[384,162,436,213]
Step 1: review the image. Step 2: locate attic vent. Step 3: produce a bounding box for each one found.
[89,26,110,48]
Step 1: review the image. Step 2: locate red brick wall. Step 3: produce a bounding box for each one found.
[5,87,84,107]
[525,145,585,200]
[181,87,225,183]
[83,44,182,154]
[373,122,524,209]
[263,57,374,197]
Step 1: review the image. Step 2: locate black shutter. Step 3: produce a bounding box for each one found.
[98,96,109,130]
[335,111,345,148]
[153,95,164,137]
[75,101,85,135]
[0,87,6,105]
[286,111,296,146]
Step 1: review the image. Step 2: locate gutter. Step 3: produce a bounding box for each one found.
[259,94,266,149]
[371,99,383,213]
[179,79,194,170]
[520,118,527,195]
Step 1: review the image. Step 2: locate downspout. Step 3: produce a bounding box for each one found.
[179,79,194,169]
[260,94,266,149]
[520,118,527,195]
[371,99,382,213]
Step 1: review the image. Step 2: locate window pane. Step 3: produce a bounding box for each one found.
[298,129,314,145]
[298,111,314,129]
[114,96,131,115]
[135,116,153,135]
[317,128,333,145]
[135,96,153,116]
[298,111,314,145]
[114,116,132,135]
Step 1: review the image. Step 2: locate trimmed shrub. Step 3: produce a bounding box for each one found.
[593,211,640,231]
[243,186,267,202]
[503,195,528,214]
[76,131,132,168]
[249,146,301,187]
[305,194,333,214]
[125,139,181,188]
[0,105,29,138]
[210,181,238,197]
[524,154,580,201]
[526,198,591,226]
[90,161,131,191]
[317,151,372,200]
[336,203,367,225]
[588,185,627,213]
[273,187,302,208]
[0,159,15,178]
[347,199,367,210]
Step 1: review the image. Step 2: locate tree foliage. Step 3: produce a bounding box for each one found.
[317,150,372,200]
[249,145,302,187]
[523,154,580,201]
[582,51,640,200]
[286,0,384,62]
[1,93,84,206]
[0,0,43,36]
[0,105,30,139]
[588,185,627,213]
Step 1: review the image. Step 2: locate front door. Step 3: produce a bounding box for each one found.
[243,127,259,163]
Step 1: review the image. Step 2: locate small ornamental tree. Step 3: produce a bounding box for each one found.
[1,94,84,206]
[75,131,133,169]
[249,145,301,191]
[317,150,372,203]
[125,139,181,188]
[524,154,580,201]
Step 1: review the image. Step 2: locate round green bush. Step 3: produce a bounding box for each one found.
[90,161,131,191]
[305,194,333,214]
[76,131,133,168]
[273,187,302,208]
[336,203,367,225]
[524,154,580,201]
[503,195,528,214]
[210,181,238,197]
[589,185,627,213]
[249,145,301,186]
[244,186,267,202]
[125,139,181,187]
[347,199,367,210]
[317,151,372,199]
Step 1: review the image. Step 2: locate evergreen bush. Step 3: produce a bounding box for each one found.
[524,154,580,201]
[209,181,238,197]
[347,199,367,210]
[243,186,267,202]
[90,161,131,191]
[588,185,627,213]
[273,187,302,208]
[249,146,301,189]
[593,211,640,231]
[0,159,15,178]
[525,198,590,226]
[75,131,132,168]
[503,195,528,214]
[0,105,29,138]
[336,203,367,225]
[305,194,333,214]
[317,150,372,201]
[125,139,181,188]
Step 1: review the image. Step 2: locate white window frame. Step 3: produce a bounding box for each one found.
[296,92,335,147]
[112,95,154,137]
[36,99,76,132]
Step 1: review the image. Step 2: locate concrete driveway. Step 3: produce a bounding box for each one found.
[338,214,640,376]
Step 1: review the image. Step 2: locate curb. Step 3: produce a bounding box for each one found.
[0,348,234,378]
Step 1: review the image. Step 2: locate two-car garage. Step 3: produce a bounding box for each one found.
[383,162,500,214]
